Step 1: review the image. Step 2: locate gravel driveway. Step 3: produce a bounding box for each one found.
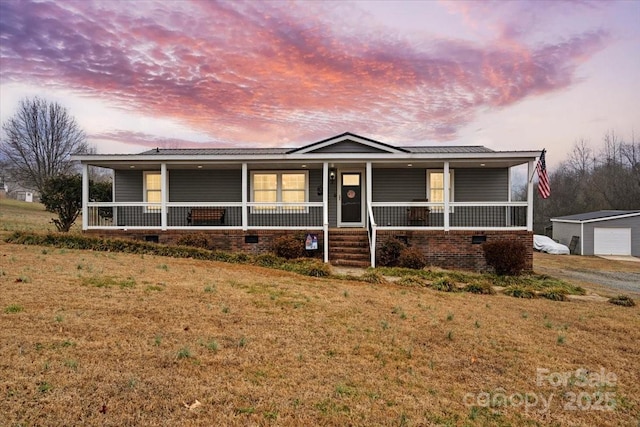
[535,257,640,296]
[558,269,640,294]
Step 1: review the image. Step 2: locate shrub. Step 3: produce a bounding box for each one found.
[361,269,386,284]
[430,276,457,292]
[272,234,305,259]
[228,252,251,264]
[503,286,536,299]
[176,233,211,249]
[539,287,568,301]
[254,253,284,268]
[608,295,636,307]
[398,247,427,269]
[378,237,406,267]
[482,240,528,276]
[463,281,495,295]
[283,258,331,277]
[397,276,426,287]
[40,175,111,232]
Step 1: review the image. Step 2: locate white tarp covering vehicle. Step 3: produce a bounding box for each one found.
[534,235,570,255]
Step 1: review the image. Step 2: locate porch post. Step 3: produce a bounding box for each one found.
[443,161,450,231]
[81,163,89,230]
[366,161,375,267]
[323,162,329,263]
[506,167,512,226]
[160,163,167,230]
[527,160,534,231]
[242,163,248,231]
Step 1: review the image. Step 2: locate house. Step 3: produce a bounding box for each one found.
[73,132,542,270]
[551,210,640,256]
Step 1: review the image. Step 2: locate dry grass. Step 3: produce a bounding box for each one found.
[0,199,56,233]
[1,199,639,425]
[534,252,640,274]
[0,198,83,236]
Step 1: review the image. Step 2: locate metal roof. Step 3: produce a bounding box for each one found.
[140,148,290,155]
[552,210,640,222]
[401,146,494,153]
[139,145,495,156]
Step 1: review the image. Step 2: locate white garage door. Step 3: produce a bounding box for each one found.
[593,228,631,255]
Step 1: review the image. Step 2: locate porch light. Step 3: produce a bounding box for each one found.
[407,163,412,167]
[329,169,336,182]
[197,165,203,168]
[480,163,485,167]
[129,165,135,168]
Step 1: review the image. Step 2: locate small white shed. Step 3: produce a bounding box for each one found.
[551,210,640,256]
[16,190,34,203]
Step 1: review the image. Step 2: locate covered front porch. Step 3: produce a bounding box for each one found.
[81,158,536,268]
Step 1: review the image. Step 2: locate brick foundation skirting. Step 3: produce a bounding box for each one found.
[84,229,533,272]
[376,230,533,272]
[84,229,325,257]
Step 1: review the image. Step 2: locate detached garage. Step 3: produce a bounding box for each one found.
[551,210,640,256]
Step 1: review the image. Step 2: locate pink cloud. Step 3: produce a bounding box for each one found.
[0,0,610,145]
[89,130,230,150]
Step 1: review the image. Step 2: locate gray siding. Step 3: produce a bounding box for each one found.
[170,170,241,202]
[310,140,388,154]
[372,168,508,202]
[308,169,323,203]
[371,168,510,227]
[455,168,508,202]
[372,169,426,202]
[372,168,425,227]
[113,170,159,227]
[115,170,143,202]
[553,222,582,254]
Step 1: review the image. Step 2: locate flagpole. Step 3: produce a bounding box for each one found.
[529,149,546,183]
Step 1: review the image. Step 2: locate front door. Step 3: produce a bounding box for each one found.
[338,171,364,227]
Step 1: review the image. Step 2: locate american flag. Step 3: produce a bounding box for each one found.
[536,149,550,199]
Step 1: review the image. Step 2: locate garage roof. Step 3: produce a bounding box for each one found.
[551,210,640,223]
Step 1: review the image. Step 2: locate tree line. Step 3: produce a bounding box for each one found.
[534,131,640,234]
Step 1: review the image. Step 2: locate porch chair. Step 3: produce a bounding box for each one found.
[407,199,430,226]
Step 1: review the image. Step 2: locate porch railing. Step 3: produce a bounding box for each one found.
[245,202,323,228]
[370,201,528,230]
[85,202,324,229]
[86,201,527,231]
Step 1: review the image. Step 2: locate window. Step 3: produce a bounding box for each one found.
[251,171,307,212]
[144,171,162,212]
[427,169,454,211]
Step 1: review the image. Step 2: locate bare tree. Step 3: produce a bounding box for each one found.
[567,138,593,175]
[0,97,89,194]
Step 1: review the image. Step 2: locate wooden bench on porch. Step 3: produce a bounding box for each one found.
[187,208,226,226]
[407,199,430,226]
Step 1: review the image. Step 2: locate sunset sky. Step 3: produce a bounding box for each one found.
[1,0,638,167]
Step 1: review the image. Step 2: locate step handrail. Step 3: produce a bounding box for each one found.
[367,204,377,268]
